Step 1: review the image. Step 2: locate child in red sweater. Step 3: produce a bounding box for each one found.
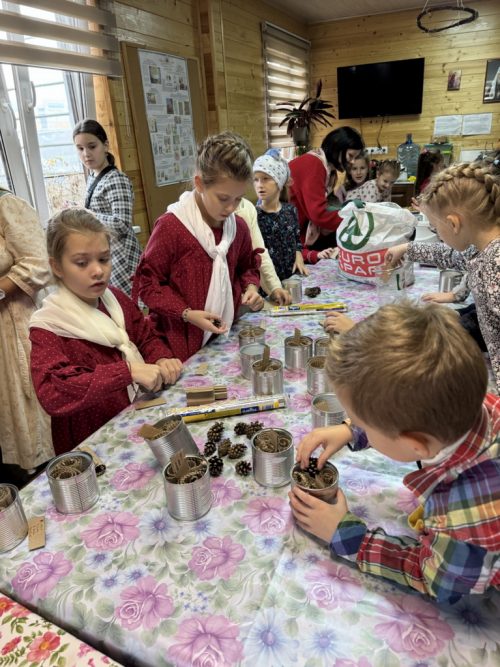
[133,132,263,361]
[30,208,182,454]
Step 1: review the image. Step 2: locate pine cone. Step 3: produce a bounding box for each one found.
[246,420,264,439]
[228,443,247,459]
[204,441,217,457]
[234,422,248,436]
[306,457,319,477]
[207,421,224,443]
[305,286,321,298]
[218,438,232,457]
[235,460,252,476]
[208,456,224,477]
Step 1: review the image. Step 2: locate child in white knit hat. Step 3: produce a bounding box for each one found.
[253,151,308,281]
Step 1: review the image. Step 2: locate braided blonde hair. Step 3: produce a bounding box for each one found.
[196,131,253,186]
[419,155,500,227]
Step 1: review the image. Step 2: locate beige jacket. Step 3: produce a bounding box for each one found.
[236,198,281,297]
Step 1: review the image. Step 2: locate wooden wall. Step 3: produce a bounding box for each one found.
[94,0,203,247]
[98,0,499,240]
[308,1,500,158]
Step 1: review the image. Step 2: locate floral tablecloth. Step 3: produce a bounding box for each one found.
[0,593,122,666]
[0,262,499,667]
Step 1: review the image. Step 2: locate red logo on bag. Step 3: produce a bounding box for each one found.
[338,248,388,278]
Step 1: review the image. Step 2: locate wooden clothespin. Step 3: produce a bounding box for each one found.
[185,385,228,406]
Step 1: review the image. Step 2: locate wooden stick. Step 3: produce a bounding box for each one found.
[170,450,190,480]
[294,327,301,344]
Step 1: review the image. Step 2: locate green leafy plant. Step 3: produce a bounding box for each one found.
[276,80,335,137]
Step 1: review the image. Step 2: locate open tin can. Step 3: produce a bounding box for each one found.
[47,451,99,514]
[163,455,211,521]
[251,358,283,395]
[282,278,302,303]
[311,393,345,428]
[284,335,313,370]
[144,415,199,466]
[251,428,294,487]
[0,484,28,552]
[291,461,339,504]
[307,356,328,396]
[240,342,266,380]
[238,325,266,348]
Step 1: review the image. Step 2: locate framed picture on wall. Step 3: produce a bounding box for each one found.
[447,70,461,91]
[483,59,500,103]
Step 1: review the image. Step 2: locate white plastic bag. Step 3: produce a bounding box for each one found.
[336,201,416,284]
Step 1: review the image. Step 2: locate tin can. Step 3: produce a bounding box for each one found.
[251,428,294,487]
[144,415,199,466]
[47,452,99,514]
[240,342,266,380]
[163,456,211,521]
[0,484,28,552]
[439,269,464,292]
[314,336,332,356]
[282,278,302,303]
[251,359,283,396]
[284,335,313,370]
[311,393,345,428]
[290,461,339,504]
[307,356,328,396]
[238,325,266,348]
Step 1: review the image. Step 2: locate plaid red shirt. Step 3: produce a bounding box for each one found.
[332,393,500,602]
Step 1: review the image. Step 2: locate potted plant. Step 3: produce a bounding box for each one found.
[276,80,335,149]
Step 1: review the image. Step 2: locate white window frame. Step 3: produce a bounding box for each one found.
[262,22,310,149]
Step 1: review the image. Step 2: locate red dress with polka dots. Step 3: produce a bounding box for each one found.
[30,287,173,455]
[132,212,261,361]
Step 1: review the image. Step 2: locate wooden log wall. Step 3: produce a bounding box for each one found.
[97,0,499,240]
[308,1,500,158]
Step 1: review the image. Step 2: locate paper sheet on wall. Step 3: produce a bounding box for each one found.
[459,149,482,162]
[138,50,197,187]
[433,115,462,136]
[462,114,492,136]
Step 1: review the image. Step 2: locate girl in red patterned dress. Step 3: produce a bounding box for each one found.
[133,132,263,361]
[30,208,182,454]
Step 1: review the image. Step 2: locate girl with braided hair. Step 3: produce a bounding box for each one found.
[386,154,500,392]
[133,131,263,361]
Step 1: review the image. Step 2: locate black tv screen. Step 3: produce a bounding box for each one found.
[337,58,425,118]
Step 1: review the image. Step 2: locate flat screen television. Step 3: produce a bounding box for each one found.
[337,58,425,119]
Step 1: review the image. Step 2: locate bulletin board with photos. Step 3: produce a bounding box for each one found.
[138,50,197,186]
[121,44,207,229]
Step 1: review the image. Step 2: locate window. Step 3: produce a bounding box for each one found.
[0,0,119,217]
[262,22,310,149]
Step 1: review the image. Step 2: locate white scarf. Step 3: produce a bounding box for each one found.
[29,284,144,399]
[168,190,236,345]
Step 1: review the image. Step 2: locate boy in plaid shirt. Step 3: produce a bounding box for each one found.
[291,302,500,603]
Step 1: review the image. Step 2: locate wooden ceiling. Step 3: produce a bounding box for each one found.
[263,0,479,24]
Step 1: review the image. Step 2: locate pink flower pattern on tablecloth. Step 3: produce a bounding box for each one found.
[12,552,72,603]
[1,636,20,655]
[116,575,174,630]
[334,658,372,667]
[110,462,156,491]
[211,478,242,507]
[167,615,243,667]
[257,411,286,428]
[288,393,312,412]
[27,631,60,662]
[188,536,245,580]
[242,497,291,535]
[306,559,364,610]
[375,595,454,659]
[81,512,139,551]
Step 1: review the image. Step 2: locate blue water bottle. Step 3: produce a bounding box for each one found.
[397,134,420,178]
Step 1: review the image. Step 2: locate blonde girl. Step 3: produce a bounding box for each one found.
[346,159,400,203]
[386,155,500,392]
[133,132,263,361]
[30,209,182,454]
